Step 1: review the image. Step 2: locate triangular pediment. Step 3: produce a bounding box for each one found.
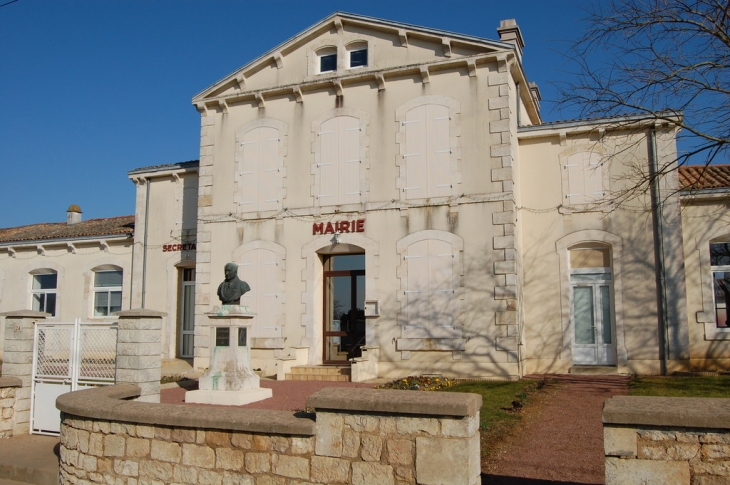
[192,12,514,105]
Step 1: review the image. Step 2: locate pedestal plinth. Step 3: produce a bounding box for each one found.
[185,306,272,406]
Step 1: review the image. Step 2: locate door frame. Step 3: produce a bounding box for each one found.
[570,269,617,365]
[322,255,365,364]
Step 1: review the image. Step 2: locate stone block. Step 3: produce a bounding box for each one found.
[139,460,173,482]
[352,462,394,485]
[116,369,161,384]
[222,471,254,485]
[315,413,343,457]
[181,444,214,468]
[604,426,637,457]
[493,235,515,250]
[387,439,414,465]
[396,417,439,436]
[151,440,181,463]
[231,433,252,449]
[244,452,270,474]
[702,443,730,459]
[417,437,478,485]
[441,415,479,438]
[113,460,139,477]
[290,437,313,455]
[215,448,243,471]
[489,96,509,110]
[253,435,271,450]
[126,437,150,458]
[206,430,231,447]
[173,465,198,485]
[490,143,512,158]
[638,440,700,461]
[605,457,690,485]
[495,286,518,300]
[311,455,350,483]
[117,318,162,331]
[495,311,517,326]
[116,356,161,369]
[344,415,379,433]
[488,72,509,86]
[342,429,360,458]
[491,167,512,182]
[103,435,125,457]
[361,434,383,462]
[492,211,515,226]
[271,454,309,479]
[116,330,161,344]
[198,469,223,485]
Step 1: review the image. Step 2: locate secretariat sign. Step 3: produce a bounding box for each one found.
[162,243,197,252]
[313,219,365,235]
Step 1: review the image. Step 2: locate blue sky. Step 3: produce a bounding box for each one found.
[0,0,586,228]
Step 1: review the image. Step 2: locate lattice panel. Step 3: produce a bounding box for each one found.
[78,326,117,382]
[35,326,73,378]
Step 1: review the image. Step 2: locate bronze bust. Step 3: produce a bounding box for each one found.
[217,262,251,305]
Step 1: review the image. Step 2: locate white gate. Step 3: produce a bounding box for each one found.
[31,319,117,435]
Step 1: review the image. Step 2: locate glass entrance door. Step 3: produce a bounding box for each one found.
[323,254,365,364]
[571,271,616,365]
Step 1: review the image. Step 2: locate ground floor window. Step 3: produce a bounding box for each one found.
[711,242,730,328]
[179,268,195,358]
[32,272,57,316]
[93,269,122,316]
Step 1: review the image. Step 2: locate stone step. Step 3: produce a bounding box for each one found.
[569,365,618,375]
[286,366,351,381]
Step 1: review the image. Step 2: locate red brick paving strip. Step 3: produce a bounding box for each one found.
[483,374,630,485]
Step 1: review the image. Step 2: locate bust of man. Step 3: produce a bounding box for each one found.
[217,262,251,305]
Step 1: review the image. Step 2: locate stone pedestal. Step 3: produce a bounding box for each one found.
[186,306,272,406]
[115,309,165,403]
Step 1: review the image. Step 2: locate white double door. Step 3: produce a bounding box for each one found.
[571,273,616,366]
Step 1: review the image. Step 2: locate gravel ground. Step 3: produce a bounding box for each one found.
[161,374,630,485]
[482,374,630,485]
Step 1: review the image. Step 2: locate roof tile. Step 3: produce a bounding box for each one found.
[0,215,135,244]
[679,165,730,191]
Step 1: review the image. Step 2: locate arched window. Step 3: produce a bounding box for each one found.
[346,41,367,69]
[316,46,337,73]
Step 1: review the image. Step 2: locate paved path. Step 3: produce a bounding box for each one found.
[0,435,59,485]
[482,374,630,485]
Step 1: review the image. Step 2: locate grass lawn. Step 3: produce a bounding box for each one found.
[629,375,730,398]
[444,378,549,457]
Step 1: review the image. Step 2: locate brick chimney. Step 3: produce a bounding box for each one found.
[497,19,525,60]
[67,205,82,225]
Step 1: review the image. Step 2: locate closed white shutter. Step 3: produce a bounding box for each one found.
[318,118,338,205]
[181,184,198,230]
[405,240,429,328]
[340,116,361,205]
[259,127,280,212]
[239,249,280,339]
[428,105,452,198]
[404,106,428,199]
[565,152,587,205]
[430,240,456,328]
[584,153,604,203]
[238,127,281,212]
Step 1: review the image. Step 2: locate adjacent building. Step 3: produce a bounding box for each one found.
[1,13,728,380]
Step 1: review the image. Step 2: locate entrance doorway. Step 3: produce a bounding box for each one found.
[323,254,365,364]
[571,269,616,365]
[178,268,195,358]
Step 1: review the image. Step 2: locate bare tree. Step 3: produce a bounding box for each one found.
[558,0,730,173]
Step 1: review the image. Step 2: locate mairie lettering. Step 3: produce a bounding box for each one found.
[313,219,365,235]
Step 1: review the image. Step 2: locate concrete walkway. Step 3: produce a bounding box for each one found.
[0,435,59,485]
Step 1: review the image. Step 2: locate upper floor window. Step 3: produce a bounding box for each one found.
[315,115,363,207]
[317,47,337,73]
[347,42,367,69]
[562,151,607,207]
[234,120,287,214]
[93,269,122,317]
[32,272,57,316]
[711,242,730,328]
[402,103,455,199]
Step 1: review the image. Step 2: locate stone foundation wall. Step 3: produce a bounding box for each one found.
[0,377,21,438]
[57,385,481,485]
[604,396,730,485]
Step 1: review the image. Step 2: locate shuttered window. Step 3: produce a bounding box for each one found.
[317,116,361,206]
[237,126,281,212]
[239,249,280,339]
[405,239,457,330]
[564,152,605,206]
[403,104,452,199]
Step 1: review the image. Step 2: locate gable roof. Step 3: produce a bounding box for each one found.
[192,11,514,103]
[679,165,730,191]
[0,215,135,246]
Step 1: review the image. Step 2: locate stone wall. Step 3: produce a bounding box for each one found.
[57,385,482,485]
[0,377,21,438]
[604,396,730,485]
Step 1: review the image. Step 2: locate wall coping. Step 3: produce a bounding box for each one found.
[56,385,315,436]
[0,310,49,318]
[604,396,730,429]
[114,309,167,318]
[307,387,482,417]
[0,377,22,388]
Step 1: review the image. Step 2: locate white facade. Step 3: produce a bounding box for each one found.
[2,13,729,378]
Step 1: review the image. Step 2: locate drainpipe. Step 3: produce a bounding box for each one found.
[648,128,670,375]
[141,178,151,308]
